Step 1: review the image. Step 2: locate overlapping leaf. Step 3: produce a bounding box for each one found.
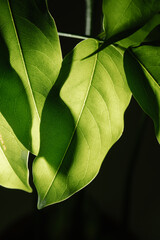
[117,13,160,48]
[33,39,131,208]
[0,0,62,154]
[124,44,160,143]
[0,36,32,191]
[0,114,31,192]
[102,0,160,45]
[0,0,62,191]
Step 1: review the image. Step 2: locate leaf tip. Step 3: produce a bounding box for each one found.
[20,182,32,193]
[37,197,47,210]
[26,186,33,193]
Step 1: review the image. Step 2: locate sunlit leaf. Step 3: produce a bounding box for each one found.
[124,44,160,143]
[0,21,32,192]
[102,0,160,45]
[0,113,32,192]
[0,0,62,154]
[33,39,131,208]
[117,13,160,48]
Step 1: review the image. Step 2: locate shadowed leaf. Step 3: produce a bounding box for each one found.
[124,44,160,143]
[117,13,160,48]
[33,39,131,208]
[101,0,160,49]
[0,0,62,154]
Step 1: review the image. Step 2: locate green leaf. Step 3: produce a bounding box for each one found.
[0,113,32,192]
[124,44,160,143]
[144,25,160,43]
[0,36,31,191]
[103,0,160,44]
[117,13,160,48]
[0,34,32,149]
[33,39,131,209]
[0,0,62,154]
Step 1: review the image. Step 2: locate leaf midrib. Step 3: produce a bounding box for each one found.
[41,50,98,202]
[7,0,40,120]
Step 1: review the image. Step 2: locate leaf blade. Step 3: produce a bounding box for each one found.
[102,0,160,45]
[117,13,160,48]
[33,39,131,208]
[124,44,160,142]
[0,0,62,154]
[0,113,32,192]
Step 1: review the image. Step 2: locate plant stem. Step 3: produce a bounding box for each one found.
[85,0,93,36]
[58,32,89,40]
[58,32,104,44]
[123,112,148,232]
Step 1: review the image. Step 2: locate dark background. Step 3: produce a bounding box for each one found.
[0,0,160,239]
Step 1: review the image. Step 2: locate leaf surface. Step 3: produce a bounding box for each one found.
[0,28,32,191]
[103,0,160,45]
[117,13,160,48]
[124,44,160,143]
[33,39,131,208]
[0,0,62,154]
[0,113,31,192]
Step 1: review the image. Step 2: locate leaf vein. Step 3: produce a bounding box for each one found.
[15,14,56,50]
[97,58,120,102]
[41,51,99,201]
[90,84,113,140]
[7,0,40,119]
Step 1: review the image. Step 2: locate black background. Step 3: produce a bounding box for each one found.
[0,1,160,239]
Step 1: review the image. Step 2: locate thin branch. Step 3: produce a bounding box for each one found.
[85,0,93,36]
[58,32,104,44]
[58,32,89,40]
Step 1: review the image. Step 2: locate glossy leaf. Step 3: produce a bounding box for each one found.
[0,113,32,192]
[0,0,62,154]
[33,39,131,208]
[124,44,160,143]
[103,0,160,44]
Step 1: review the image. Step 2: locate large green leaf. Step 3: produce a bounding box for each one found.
[0,32,32,191]
[33,39,131,209]
[0,113,31,192]
[103,0,160,44]
[124,44,160,143]
[0,0,62,154]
